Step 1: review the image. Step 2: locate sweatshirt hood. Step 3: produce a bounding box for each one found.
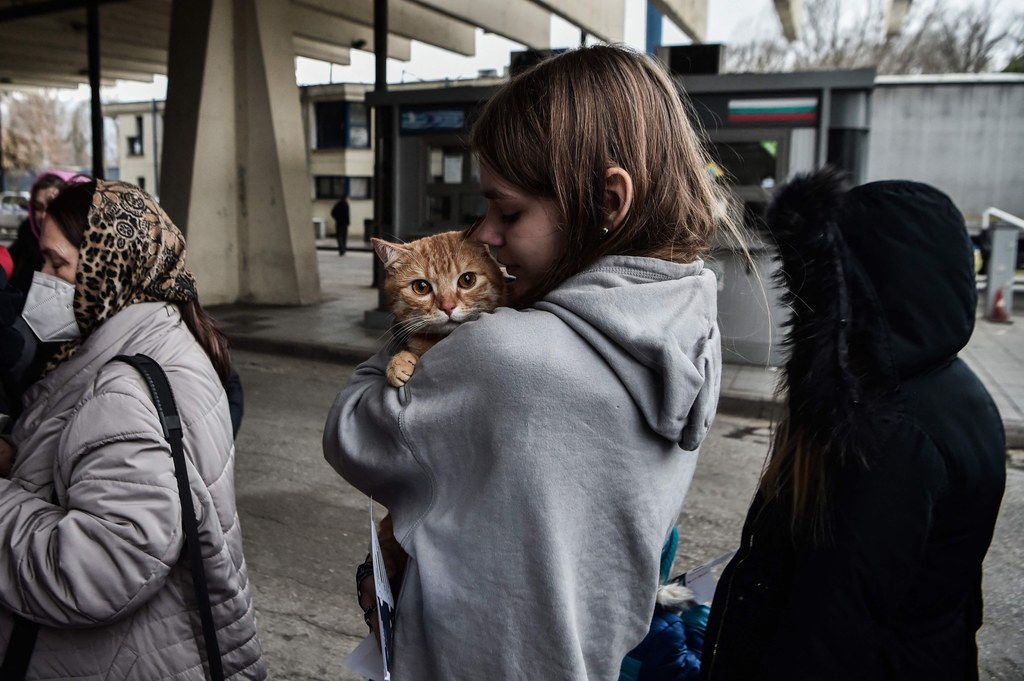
[767,169,976,387]
[535,255,721,450]
[838,178,976,376]
[764,168,977,468]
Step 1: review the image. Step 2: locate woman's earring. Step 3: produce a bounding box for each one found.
[601,226,610,239]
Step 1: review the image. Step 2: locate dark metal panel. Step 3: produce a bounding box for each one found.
[0,0,124,22]
[677,69,877,94]
[88,0,103,179]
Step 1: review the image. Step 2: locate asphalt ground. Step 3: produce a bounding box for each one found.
[231,349,1023,680]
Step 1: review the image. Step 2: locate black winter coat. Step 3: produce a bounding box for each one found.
[702,172,1006,681]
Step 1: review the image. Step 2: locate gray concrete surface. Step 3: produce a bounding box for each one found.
[212,250,1024,447]
[232,349,1023,680]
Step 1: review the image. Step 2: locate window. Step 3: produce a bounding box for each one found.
[348,103,370,148]
[314,175,373,200]
[314,101,371,149]
[347,177,371,199]
[137,176,146,190]
[709,140,780,188]
[315,101,345,149]
[315,175,346,199]
[127,115,144,157]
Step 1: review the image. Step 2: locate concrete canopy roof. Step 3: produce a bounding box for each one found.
[0,0,639,90]
[769,0,914,42]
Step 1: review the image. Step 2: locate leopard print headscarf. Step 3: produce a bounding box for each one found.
[46,180,198,371]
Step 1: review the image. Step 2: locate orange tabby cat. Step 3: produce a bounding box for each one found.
[372,230,507,387]
[361,230,507,608]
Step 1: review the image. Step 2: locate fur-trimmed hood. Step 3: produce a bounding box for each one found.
[765,168,977,451]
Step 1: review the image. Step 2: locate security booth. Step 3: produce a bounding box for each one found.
[366,85,496,245]
[682,69,876,365]
[366,69,875,364]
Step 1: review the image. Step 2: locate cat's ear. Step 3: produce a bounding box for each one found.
[372,238,407,274]
[603,166,634,232]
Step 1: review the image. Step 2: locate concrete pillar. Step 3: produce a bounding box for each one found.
[238,0,320,305]
[646,3,662,54]
[772,0,801,41]
[887,0,913,37]
[651,0,707,43]
[160,0,320,306]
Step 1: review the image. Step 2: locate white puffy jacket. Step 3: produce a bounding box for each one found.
[0,302,266,680]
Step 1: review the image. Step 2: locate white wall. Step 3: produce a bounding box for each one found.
[867,78,1024,222]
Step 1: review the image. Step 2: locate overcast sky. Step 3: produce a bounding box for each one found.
[284,0,1021,85]
[294,0,778,86]
[101,0,1017,101]
[100,0,788,100]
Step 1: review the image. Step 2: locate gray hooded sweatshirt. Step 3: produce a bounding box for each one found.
[324,254,720,680]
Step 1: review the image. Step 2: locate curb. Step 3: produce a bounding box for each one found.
[1005,423,1024,451]
[716,394,782,422]
[715,395,1024,449]
[227,335,375,367]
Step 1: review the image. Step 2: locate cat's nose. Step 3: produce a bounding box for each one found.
[441,304,456,317]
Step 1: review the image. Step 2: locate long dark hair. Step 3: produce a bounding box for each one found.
[46,181,233,383]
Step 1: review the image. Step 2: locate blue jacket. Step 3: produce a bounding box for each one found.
[622,604,709,681]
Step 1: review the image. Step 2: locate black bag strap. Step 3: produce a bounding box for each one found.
[113,353,225,681]
[0,354,225,681]
[0,615,38,680]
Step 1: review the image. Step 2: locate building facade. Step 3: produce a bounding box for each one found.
[301,82,374,246]
[867,74,1024,227]
[108,88,375,247]
[108,72,1024,260]
[106,100,165,198]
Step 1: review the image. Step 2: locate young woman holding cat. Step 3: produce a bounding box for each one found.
[324,44,732,680]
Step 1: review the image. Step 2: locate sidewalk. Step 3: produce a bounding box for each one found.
[210,248,1024,448]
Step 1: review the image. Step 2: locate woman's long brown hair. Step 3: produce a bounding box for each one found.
[179,300,232,383]
[470,44,741,304]
[759,412,836,546]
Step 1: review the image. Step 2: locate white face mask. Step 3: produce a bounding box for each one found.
[21,271,81,343]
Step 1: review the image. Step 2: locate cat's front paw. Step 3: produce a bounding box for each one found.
[386,351,418,387]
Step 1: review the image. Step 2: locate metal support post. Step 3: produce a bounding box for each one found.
[87,0,104,180]
[982,207,1023,322]
[369,0,391,321]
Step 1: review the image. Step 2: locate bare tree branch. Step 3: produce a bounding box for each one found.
[724,0,1021,74]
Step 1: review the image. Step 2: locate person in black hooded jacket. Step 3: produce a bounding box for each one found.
[701,169,1006,681]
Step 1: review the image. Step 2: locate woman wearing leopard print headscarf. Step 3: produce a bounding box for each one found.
[0,180,266,680]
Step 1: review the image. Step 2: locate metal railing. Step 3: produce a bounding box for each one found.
[982,207,1024,322]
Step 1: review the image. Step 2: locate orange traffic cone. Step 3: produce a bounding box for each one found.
[991,288,1011,323]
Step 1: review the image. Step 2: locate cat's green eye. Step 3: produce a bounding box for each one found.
[458,272,477,289]
[411,280,432,295]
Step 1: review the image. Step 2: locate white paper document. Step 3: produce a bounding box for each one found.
[343,634,386,680]
[681,549,736,604]
[342,500,396,681]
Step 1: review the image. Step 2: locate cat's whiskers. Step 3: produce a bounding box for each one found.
[390,316,436,345]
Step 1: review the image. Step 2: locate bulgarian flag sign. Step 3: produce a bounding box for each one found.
[727,97,818,123]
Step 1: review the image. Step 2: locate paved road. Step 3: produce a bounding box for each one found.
[231,349,1023,680]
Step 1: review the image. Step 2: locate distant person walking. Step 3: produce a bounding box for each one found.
[332,194,350,255]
